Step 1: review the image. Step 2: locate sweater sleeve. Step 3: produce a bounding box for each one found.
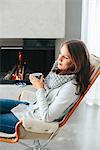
[36,82,78,122]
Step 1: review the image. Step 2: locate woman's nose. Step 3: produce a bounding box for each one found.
[58,54,63,61]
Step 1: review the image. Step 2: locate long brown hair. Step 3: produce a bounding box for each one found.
[60,40,91,95]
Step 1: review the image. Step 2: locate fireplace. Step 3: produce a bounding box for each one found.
[0,39,55,84]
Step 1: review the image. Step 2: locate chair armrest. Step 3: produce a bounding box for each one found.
[21,116,59,134]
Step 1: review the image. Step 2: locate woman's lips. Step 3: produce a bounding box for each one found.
[58,62,62,66]
[58,63,62,69]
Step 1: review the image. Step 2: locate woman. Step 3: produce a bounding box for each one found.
[0,40,91,134]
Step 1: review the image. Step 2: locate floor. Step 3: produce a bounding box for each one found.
[0,101,100,150]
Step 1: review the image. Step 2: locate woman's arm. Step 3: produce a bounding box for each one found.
[36,82,78,122]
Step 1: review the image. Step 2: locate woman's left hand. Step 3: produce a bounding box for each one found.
[29,74,44,89]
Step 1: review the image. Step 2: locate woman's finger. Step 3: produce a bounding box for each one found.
[40,75,44,82]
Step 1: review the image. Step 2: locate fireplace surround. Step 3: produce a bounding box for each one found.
[0,39,55,84]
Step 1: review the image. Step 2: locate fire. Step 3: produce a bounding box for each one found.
[11,51,25,80]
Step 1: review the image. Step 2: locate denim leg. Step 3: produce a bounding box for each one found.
[0,99,29,114]
[0,112,19,134]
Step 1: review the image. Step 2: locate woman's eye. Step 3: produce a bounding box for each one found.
[64,56,68,59]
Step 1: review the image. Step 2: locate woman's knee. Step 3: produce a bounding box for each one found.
[0,113,19,134]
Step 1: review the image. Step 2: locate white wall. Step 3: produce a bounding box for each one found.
[55,0,82,58]
[65,0,82,40]
[0,0,65,38]
[0,0,82,58]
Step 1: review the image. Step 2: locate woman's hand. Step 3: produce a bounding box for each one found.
[29,74,44,90]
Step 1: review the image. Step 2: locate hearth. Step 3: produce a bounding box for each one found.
[0,39,55,84]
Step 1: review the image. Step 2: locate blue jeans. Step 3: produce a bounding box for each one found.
[0,99,29,134]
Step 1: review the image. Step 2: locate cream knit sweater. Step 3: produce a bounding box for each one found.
[11,80,78,122]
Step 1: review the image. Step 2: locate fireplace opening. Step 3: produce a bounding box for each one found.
[0,39,55,84]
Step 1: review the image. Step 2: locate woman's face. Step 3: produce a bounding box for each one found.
[57,44,72,71]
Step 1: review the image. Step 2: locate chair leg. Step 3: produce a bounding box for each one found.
[19,139,49,150]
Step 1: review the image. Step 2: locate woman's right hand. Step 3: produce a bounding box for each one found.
[29,74,44,89]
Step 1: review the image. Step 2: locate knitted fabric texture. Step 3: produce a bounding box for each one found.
[45,61,75,90]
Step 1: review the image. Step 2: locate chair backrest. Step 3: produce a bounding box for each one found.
[59,54,100,127]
